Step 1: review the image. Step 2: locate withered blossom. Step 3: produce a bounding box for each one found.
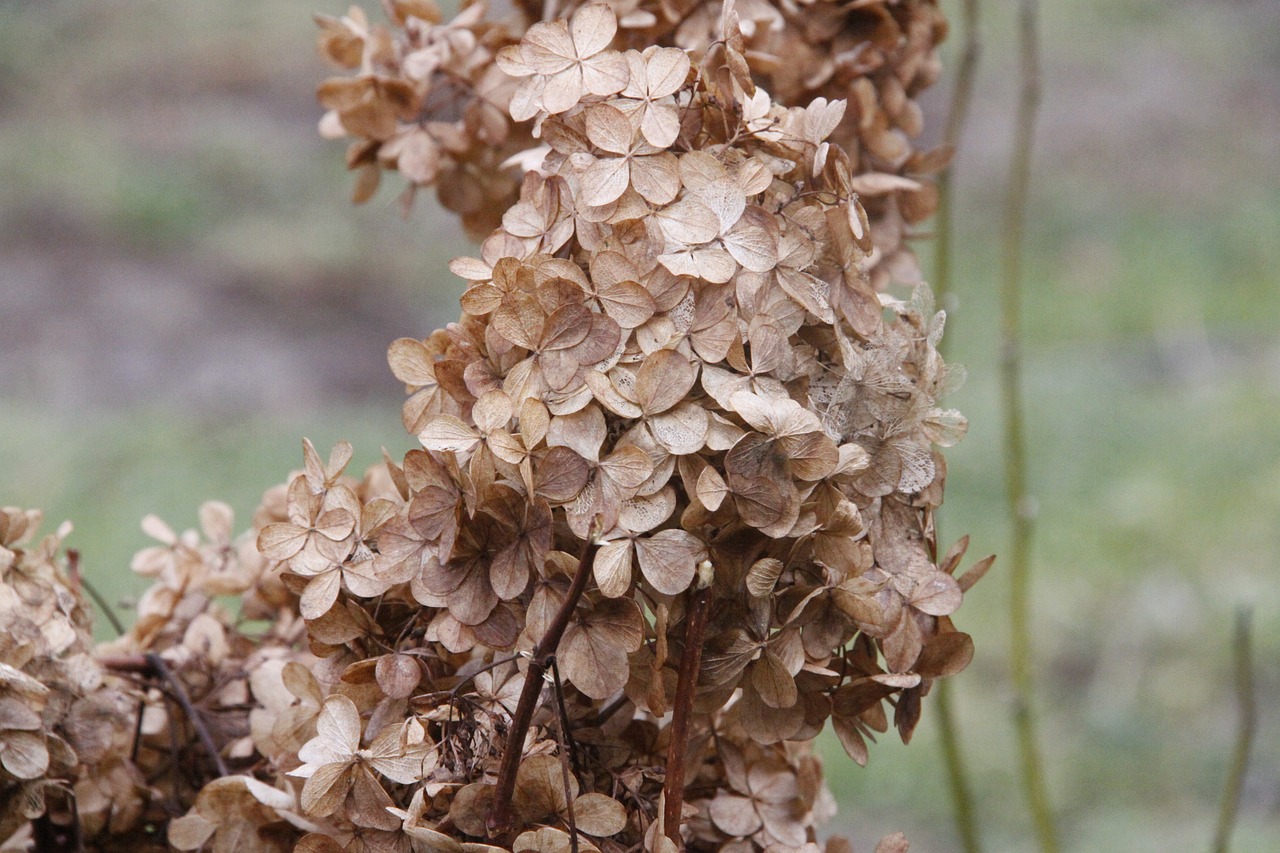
[0,2,982,851]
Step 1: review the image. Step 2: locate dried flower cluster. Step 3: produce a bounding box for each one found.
[317,0,946,287]
[0,1,988,851]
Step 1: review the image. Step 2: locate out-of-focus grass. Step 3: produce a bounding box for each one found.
[0,401,418,617]
[2,0,1278,850]
[816,0,1280,846]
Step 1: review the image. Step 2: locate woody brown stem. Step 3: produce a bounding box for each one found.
[548,681,580,853]
[67,550,127,637]
[102,653,228,777]
[31,789,84,853]
[662,583,712,847]
[146,653,230,778]
[487,529,599,836]
[550,656,584,784]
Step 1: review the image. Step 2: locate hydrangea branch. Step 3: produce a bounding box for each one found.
[67,549,127,638]
[1,4,984,850]
[488,525,600,836]
[145,653,230,779]
[662,576,713,846]
[1000,1,1057,851]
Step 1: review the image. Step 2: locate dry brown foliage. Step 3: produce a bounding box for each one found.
[1,2,986,851]
[316,0,946,287]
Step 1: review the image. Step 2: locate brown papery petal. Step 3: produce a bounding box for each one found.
[573,792,628,836]
[751,651,799,709]
[635,349,697,414]
[593,539,634,598]
[601,445,655,490]
[630,152,680,205]
[634,529,704,595]
[909,571,962,616]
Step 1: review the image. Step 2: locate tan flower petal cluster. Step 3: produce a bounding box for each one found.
[315,0,527,236]
[316,0,948,279]
[1,2,979,851]
[0,510,136,842]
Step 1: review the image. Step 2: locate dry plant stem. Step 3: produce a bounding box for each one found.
[1000,2,1056,852]
[550,656,584,783]
[933,0,982,307]
[67,550,127,637]
[1211,608,1257,853]
[103,651,222,776]
[934,681,980,852]
[662,584,712,847]
[143,653,230,779]
[549,691,580,853]
[487,530,599,836]
[931,4,983,851]
[31,795,84,853]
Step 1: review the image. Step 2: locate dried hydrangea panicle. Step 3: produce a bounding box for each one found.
[0,2,982,849]
[235,4,980,848]
[0,510,139,843]
[316,0,950,279]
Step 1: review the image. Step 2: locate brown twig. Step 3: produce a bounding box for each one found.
[662,577,713,848]
[487,526,600,836]
[67,549,128,638]
[1000,2,1056,851]
[148,653,230,779]
[549,675,581,853]
[31,787,84,853]
[125,653,230,778]
[550,655,584,784]
[1211,608,1257,853]
[933,0,982,308]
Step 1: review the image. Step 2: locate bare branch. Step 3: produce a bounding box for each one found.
[488,527,600,837]
[662,580,712,848]
[144,653,229,779]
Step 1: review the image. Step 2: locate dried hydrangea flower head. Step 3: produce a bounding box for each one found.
[316,0,946,286]
[0,510,139,844]
[0,2,982,850]
[248,3,983,849]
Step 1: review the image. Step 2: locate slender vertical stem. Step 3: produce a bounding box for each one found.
[144,653,229,778]
[67,550,127,637]
[931,3,984,851]
[934,0,983,307]
[662,582,712,847]
[1211,608,1257,853]
[935,681,981,850]
[549,683,580,853]
[488,530,599,836]
[1000,2,1056,851]
[550,656,584,784]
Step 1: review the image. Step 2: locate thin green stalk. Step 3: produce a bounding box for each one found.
[1211,608,1257,853]
[935,680,981,851]
[931,3,984,851]
[1000,1,1057,851]
[934,0,982,308]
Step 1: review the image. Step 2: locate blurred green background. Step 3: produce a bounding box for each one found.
[1,0,1277,850]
